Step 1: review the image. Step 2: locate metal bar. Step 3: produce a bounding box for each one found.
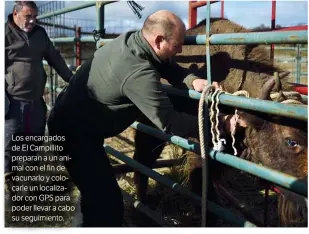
[184,31,308,45]
[271,1,276,30]
[121,190,168,226]
[294,72,308,75]
[296,44,301,84]
[37,20,75,30]
[54,72,58,106]
[96,2,105,49]
[37,1,116,20]
[216,184,263,227]
[50,37,80,43]
[45,83,63,94]
[270,0,276,60]
[105,144,257,227]
[80,31,95,35]
[50,37,114,43]
[188,1,197,28]
[130,121,308,197]
[190,0,219,8]
[274,47,307,51]
[162,85,307,121]
[274,58,307,62]
[43,77,307,120]
[274,58,296,62]
[201,94,210,228]
[49,66,54,106]
[113,157,185,174]
[263,187,269,227]
[49,34,308,48]
[75,27,81,66]
[45,81,307,119]
[43,60,76,71]
[206,1,211,84]
[221,0,224,18]
[201,1,211,227]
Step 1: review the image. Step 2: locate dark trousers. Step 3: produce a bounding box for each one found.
[5,98,47,173]
[48,111,124,227]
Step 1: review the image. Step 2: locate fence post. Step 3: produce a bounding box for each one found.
[270,0,276,61]
[96,1,105,49]
[295,44,301,83]
[221,0,224,18]
[75,26,81,66]
[49,66,54,106]
[189,1,197,29]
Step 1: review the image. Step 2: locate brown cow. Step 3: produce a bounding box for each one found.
[132,18,307,227]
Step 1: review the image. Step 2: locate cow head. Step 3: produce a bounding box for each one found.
[234,78,308,226]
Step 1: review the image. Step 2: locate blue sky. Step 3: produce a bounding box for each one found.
[4,0,308,34]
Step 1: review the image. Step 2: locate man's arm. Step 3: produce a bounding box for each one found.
[122,66,199,138]
[43,30,73,82]
[158,59,201,89]
[159,59,222,92]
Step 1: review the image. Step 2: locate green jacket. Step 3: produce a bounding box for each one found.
[52,30,199,139]
[5,14,72,100]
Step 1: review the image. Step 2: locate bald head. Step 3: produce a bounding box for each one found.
[142,10,186,61]
[142,10,186,40]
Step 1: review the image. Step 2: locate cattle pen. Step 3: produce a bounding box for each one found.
[10,0,308,228]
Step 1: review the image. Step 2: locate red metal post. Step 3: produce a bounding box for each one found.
[221,0,224,18]
[189,1,198,29]
[75,26,81,67]
[189,1,221,28]
[190,0,218,8]
[191,1,206,8]
[271,0,276,30]
[270,0,276,61]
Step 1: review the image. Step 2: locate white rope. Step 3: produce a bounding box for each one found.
[230,110,239,155]
[210,89,219,146]
[209,89,227,151]
[270,91,302,101]
[198,84,213,227]
[230,91,249,155]
[198,84,227,227]
[281,99,304,105]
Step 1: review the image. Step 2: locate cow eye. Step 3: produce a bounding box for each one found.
[286,139,299,148]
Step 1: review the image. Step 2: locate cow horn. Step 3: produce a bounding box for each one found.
[278,71,290,78]
[259,78,275,100]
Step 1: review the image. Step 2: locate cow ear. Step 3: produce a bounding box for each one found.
[236,111,265,129]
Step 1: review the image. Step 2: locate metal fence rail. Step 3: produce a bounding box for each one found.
[185,30,307,45]
[37,1,115,20]
[130,122,307,197]
[162,85,307,121]
[105,144,257,227]
[121,190,168,226]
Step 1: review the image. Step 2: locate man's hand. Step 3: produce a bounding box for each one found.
[192,79,222,92]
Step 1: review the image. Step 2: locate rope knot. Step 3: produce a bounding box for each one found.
[213,138,226,152]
